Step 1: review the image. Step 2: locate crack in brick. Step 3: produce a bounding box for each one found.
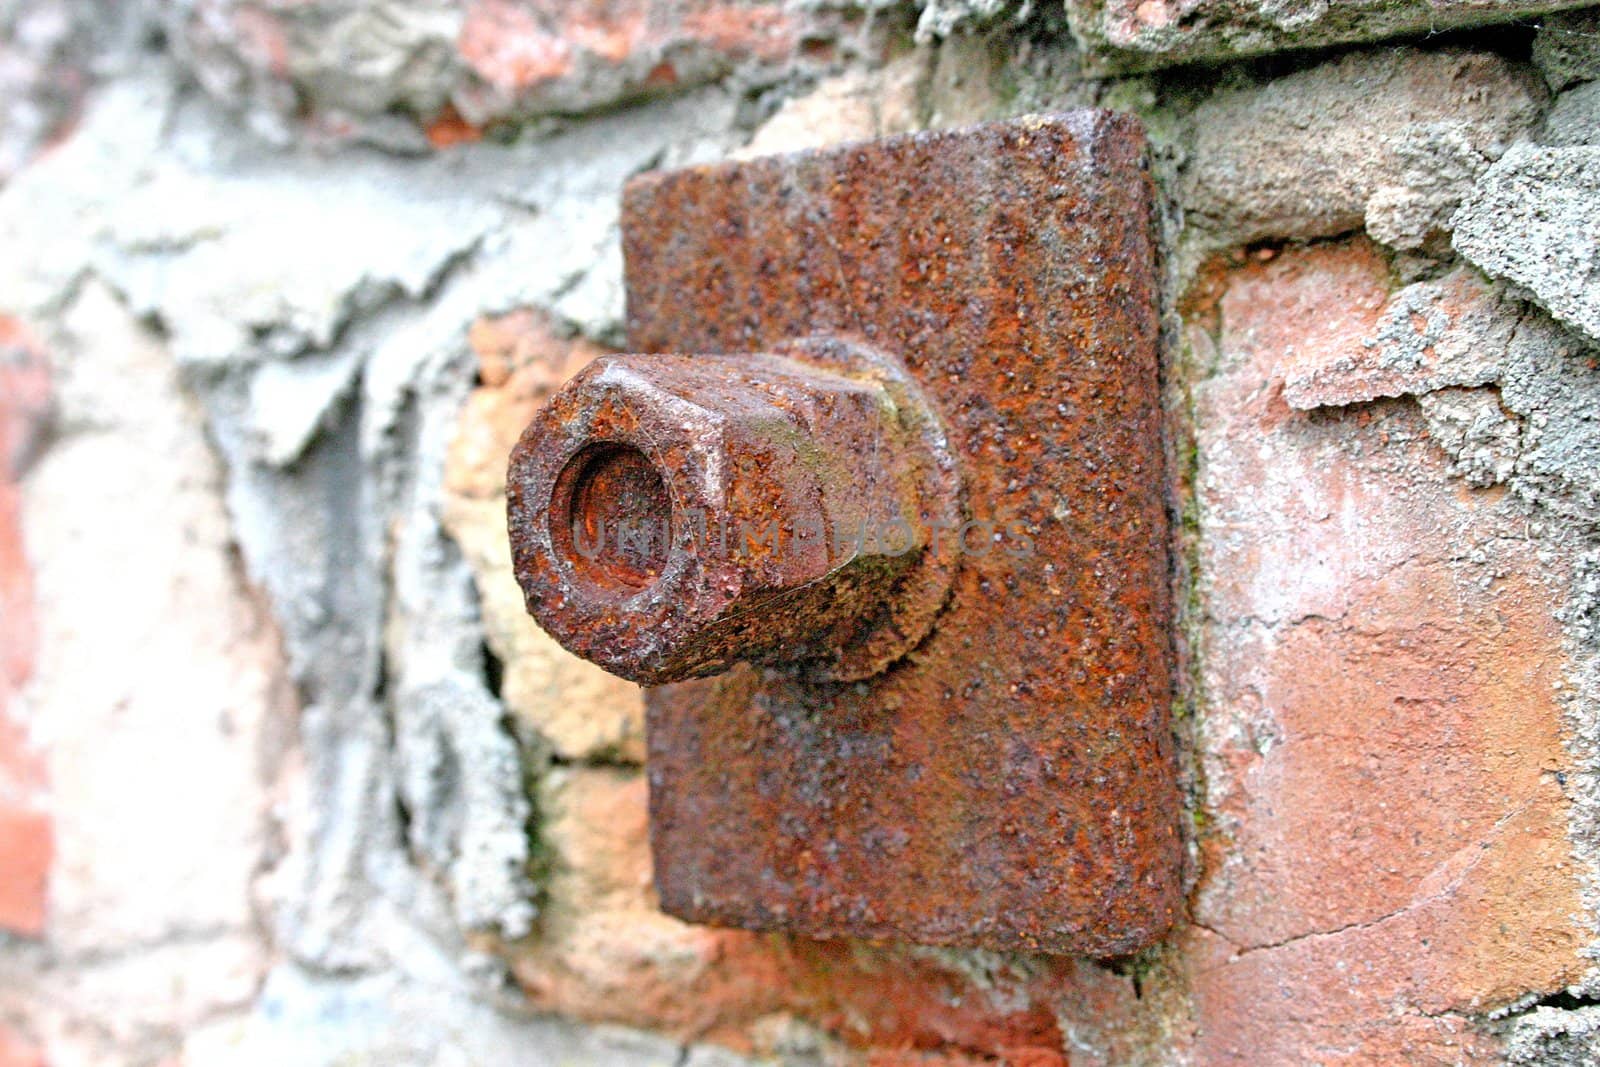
[1206,795,1536,962]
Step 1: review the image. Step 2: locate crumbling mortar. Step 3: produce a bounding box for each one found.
[1142,83,1208,887]
[17,923,255,970]
[1070,3,1571,77]
[1550,578,1600,998]
[1163,288,1228,944]
[904,945,1047,1012]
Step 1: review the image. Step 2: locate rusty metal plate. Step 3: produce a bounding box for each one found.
[623,112,1179,956]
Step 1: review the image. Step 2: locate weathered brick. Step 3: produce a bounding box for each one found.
[157,0,863,145]
[9,283,284,1057]
[1069,0,1597,73]
[733,55,925,160]
[457,0,578,90]
[1182,241,1588,1064]
[1278,264,1506,411]
[0,482,36,721]
[1181,50,1541,251]
[0,316,50,940]
[447,311,609,499]
[0,1024,43,1067]
[458,0,800,97]
[0,802,51,938]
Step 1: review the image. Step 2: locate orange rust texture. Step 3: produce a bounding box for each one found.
[502,767,1147,1061]
[623,115,1180,955]
[458,243,1590,1061]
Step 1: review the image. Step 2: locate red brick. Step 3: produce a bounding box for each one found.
[0,1024,43,1067]
[459,1,575,90]
[1274,258,1504,410]
[1181,240,1586,1064]
[678,5,795,60]
[0,801,51,937]
[0,713,43,802]
[458,0,801,94]
[0,316,50,939]
[0,485,34,704]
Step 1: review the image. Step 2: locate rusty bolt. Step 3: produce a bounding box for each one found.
[506,337,960,685]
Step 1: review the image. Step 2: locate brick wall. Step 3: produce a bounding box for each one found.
[2,2,1600,1064]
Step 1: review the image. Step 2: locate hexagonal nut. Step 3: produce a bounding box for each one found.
[506,342,960,684]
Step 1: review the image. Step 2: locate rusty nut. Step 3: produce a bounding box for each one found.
[506,338,960,685]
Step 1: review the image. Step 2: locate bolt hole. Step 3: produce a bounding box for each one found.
[553,444,672,593]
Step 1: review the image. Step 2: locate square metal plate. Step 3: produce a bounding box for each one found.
[623,112,1180,955]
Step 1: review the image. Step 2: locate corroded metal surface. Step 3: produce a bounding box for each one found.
[513,111,1180,955]
[507,339,960,684]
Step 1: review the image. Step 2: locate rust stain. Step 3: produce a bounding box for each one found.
[425,104,485,149]
[508,113,1180,955]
